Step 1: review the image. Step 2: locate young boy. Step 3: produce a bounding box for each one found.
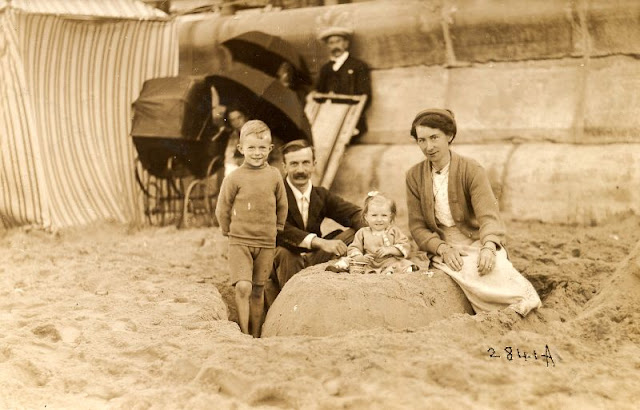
[215,120,288,337]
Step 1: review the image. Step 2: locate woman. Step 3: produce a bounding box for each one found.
[405,108,541,316]
[221,107,249,177]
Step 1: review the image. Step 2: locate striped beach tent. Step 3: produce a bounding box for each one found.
[0,0,178,230]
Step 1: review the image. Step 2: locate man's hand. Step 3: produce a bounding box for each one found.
[313,238,348,257]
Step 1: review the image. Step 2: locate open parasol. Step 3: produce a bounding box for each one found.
[221,31,312,86]
[207,63,312,143]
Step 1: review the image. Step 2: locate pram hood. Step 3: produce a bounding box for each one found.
[131,76,213,140]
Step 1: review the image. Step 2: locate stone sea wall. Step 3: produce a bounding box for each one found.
[179,0,640,225]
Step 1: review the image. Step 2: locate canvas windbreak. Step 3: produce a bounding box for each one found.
[8,0,166,18]
[0,1,178,229]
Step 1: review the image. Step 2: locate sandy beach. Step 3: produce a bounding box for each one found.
[1,215,639,409]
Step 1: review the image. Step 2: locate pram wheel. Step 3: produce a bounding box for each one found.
[145,180,164,226]
[179,157,222,228]
[135,157,169,226]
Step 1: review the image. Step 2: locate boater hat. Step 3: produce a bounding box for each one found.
[318,26,353,42]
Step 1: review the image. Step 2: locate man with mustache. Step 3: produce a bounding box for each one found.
[265,139,366,305]
[315,26,371,136]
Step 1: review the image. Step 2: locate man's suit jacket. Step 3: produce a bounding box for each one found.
[316,55,371,109]
[276,183,365,253]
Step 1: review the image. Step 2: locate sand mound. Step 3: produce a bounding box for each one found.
[571,239,640,346]
[262,262,473,337]
[3,216,640,408]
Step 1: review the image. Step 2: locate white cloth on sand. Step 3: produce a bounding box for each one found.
[433,226,542,316]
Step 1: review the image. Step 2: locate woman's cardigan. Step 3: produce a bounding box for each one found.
[405,150,505,256]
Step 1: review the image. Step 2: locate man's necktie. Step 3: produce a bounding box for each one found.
[301,197,309,228]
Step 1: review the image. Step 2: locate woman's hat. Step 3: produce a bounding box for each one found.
[410,108,456,138]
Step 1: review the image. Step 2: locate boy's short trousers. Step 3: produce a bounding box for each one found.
[228,244,275,286]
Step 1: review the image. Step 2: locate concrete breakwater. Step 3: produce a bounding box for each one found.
[179,0,640,225]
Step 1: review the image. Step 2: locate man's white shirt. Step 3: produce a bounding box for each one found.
[331,51,349,72]
[286,176,316,249]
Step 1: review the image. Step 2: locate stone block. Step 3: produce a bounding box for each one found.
[583,57,640,142]
[503,143,640,224]
[446,60,584,144]
[178,1,446,76]
[585,0,640,57]
[349,1,446,69]
[262,266,473,337]
[447,0,578,62]
[334,143,640,227]
[364,66,448,145]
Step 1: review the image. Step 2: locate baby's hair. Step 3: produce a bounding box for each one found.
[239,120,272,143]
[362,191,397,223]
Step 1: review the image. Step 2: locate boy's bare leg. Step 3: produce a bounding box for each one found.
[250,284,265,338]
[235,280,252,334]
[264,278,279,309]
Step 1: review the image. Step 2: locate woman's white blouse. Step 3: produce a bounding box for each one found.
[432,162,456,227]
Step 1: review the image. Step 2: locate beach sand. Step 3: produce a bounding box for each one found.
[1,215,639,409]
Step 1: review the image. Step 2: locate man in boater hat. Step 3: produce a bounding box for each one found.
[316,26,371,135]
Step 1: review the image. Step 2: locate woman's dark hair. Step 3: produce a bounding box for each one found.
[410,108,457,143]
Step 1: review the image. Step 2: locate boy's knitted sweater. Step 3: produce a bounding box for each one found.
[215,163,288,248]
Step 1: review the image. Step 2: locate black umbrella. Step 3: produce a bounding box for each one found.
[207,63,312,143]
[221,31,312,86]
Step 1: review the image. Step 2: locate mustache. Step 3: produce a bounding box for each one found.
[292,172,309,178]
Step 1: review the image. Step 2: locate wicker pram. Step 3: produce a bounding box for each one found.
[131,76,227,226]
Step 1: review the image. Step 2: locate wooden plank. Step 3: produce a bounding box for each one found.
[320,95,367,188]
[304,92,368,187]
[309,100,349,185]
[304,97,321,124]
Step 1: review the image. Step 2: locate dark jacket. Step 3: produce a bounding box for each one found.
[276,183,365,253]
[316,54,372,109]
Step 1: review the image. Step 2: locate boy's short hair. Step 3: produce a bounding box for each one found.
[281,139,315,162]
[239,120,271,143]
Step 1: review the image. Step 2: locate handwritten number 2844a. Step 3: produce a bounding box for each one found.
[487,345,555,367]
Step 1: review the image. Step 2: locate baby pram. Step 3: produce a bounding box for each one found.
[131,76,227,226]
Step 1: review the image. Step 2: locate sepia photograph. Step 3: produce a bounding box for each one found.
[1,0,639,408]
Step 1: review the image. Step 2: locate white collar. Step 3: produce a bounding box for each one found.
[286,176,312,201]
[331,51,350,72]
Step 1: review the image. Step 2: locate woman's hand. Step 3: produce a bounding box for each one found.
[439,244,467,271]
[478,243,497,275]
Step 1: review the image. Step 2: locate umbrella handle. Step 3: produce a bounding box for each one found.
[195,115,212,141]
